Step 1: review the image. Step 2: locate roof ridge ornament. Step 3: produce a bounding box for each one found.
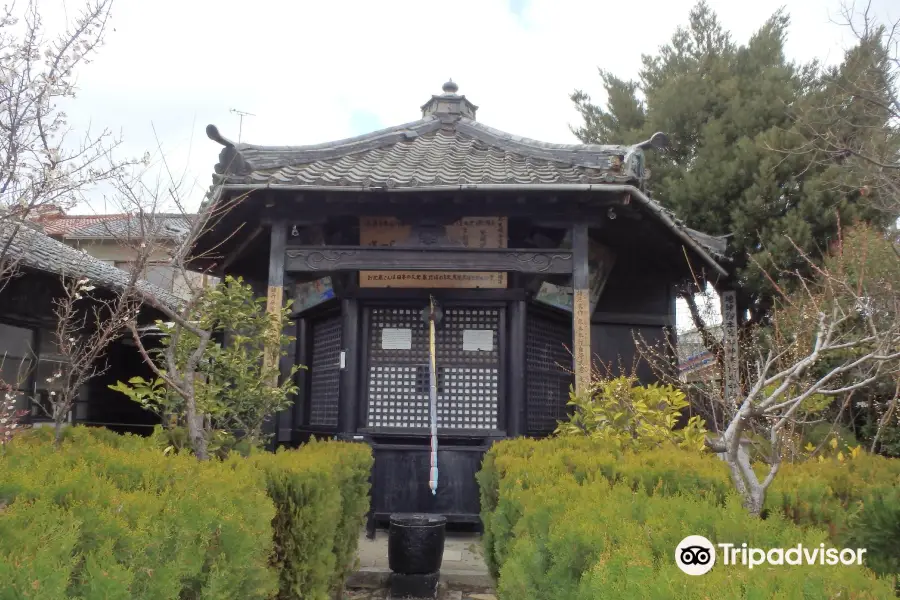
[635,132,669,151]
[421,79,478,121]
[206,124,236,148]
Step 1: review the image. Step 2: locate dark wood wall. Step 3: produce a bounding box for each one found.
[590,256,676,384]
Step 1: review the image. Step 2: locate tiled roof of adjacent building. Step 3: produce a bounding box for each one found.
[0,221,181,308]
[35,212,194,242]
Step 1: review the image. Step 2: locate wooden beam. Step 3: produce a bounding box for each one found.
[591,312,674,327]
[264,222,287,385]
[284,246,574,274]
[572,224,591,395]
[259,198,621,222]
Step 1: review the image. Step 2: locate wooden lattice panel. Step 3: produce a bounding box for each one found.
[309,315,342,427]
[366,307,500,430]
[525,310,573,435]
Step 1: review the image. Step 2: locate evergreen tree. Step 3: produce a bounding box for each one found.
[571,1,889,325]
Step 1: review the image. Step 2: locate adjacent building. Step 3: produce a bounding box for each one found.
[30,207,210,299]
[0,221,177,430]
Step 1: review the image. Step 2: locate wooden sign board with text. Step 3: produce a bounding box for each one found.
[359,217,508,288]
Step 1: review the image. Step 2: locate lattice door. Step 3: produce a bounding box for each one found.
[308,315,342,427]
[366,307,501,431]
[525,310,573,435]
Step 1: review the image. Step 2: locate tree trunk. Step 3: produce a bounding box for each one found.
[53,419,64,447]
[53,403,67,448]
[745,489,765,517]
[183,378,209,461]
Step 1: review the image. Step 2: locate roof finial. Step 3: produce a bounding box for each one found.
[422,79,477,120]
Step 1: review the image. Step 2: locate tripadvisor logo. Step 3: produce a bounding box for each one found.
[675,536,867,575]
[675,535,717,575]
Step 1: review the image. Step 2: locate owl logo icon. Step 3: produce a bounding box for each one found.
[675,535,716,575]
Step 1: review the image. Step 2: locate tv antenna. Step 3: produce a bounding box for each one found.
[229,108,256,143]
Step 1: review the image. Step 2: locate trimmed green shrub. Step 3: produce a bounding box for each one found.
[478,437,899,595]
[842,485,900,580]
[298,438,373,593]
[1,427,373,600]
[251,438,372,600]
[252,450,339,600]
[0,426,278,600]
[768,452,900,529]
[496,477,891,599]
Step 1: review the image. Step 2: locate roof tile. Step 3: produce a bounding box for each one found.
[1,222,181,308]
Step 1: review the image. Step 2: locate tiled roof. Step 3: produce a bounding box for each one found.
[39,214,122,236]
[209,116,643,188]
[0,221,181,308]
[203,82,729,271]
[36,213,194,242]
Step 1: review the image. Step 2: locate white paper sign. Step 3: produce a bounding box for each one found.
[382,328,412,350]
[463,329,494,352]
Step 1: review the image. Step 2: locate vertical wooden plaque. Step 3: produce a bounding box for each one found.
[265,223,287,385]
[573,288,591,395]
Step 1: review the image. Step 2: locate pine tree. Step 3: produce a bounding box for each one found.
[571,1,890,325]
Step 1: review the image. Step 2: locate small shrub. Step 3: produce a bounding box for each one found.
[555,376,706,452]
[252,451,340,600]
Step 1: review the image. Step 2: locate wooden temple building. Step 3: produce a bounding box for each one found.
[194,81,728,527]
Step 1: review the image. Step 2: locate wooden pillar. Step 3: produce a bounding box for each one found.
[338,298,360,434]
[264,222,287,385]
[507,298,527,436]
[275,314,297,444]
[293,317,309,429]
[572,224,591,395]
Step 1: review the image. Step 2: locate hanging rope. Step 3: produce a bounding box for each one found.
[428,295,439,495]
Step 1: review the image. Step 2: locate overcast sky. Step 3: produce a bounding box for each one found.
[46,0,895,329]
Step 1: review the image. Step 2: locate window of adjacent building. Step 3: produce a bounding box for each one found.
[31,330,70,422]
[0,322,35,413]
[0,324,83,423]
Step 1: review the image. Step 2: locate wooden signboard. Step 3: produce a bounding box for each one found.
[359,217,508,288]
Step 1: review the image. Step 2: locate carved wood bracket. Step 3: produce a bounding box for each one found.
[284,246,573,274]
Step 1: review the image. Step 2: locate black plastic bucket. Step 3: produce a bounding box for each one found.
[388,513,447,575]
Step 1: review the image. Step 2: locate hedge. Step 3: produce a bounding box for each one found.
[478,437,898,597]
[250,438,373,600]
[0,427,278,600]
[0,427,373,600]
[294,438,374,593]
